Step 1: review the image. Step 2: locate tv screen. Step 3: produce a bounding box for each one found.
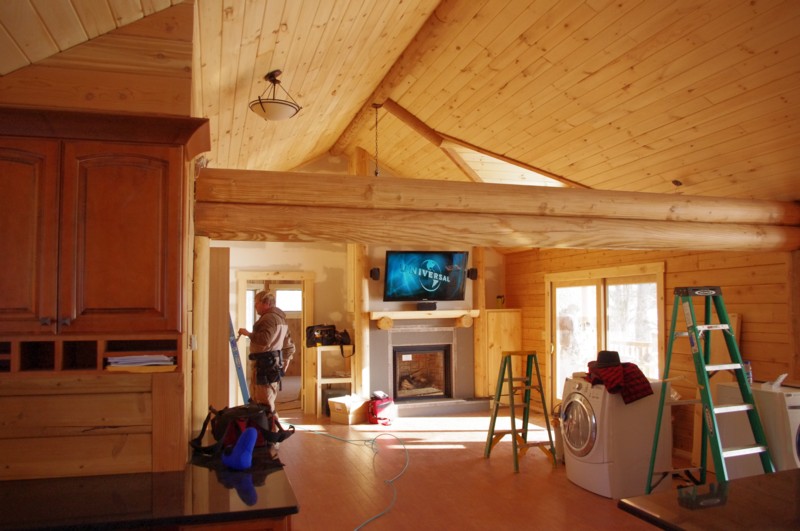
[383,250,469,302]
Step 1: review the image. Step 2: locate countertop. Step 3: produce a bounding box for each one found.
[0,455,297,530]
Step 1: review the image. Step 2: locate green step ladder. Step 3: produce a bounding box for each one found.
[646,286,774,492]
[484,351,556,472]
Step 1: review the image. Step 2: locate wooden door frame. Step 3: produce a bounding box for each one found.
[235,271,315,408]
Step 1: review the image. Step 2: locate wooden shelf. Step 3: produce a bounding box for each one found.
[369,309,479,320]
[369,309,479,330]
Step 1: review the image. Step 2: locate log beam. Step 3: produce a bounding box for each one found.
[196,169,800,226]
[194,203,800,252]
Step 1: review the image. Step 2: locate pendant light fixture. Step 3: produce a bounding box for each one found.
[249,70,302,121]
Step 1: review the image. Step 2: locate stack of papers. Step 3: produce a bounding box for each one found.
[106,355,176,366]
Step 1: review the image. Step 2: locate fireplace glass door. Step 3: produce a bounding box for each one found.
[393,344,452,401]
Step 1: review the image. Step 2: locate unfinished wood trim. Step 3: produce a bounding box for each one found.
[152,372,186,472]
[191,236,210,431]
[791,250,800,382]
[209,248,230,408]
[196,169,800,226]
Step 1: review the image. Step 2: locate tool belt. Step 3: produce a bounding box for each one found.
[249,351,283,385]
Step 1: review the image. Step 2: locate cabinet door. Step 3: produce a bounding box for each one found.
[0,138,59,334]
[484,309,522,402]
[60,141,183,333]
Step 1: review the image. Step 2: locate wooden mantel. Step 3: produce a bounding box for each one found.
[194,170,800,252]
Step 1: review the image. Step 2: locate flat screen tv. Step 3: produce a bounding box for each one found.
[383,250,469,302]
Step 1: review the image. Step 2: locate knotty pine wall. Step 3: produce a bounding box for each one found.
[505,249,799,456]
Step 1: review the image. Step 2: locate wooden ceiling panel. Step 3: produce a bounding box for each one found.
[1,0,798,205]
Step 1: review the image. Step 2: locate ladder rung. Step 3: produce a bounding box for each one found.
[714,403,754,415]
[696,324,730,332]
[722,445,768,459]
[706,363,742,372]
[513,385,542,392]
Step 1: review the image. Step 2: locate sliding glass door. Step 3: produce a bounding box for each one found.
[553,280,599,398]
[548,264,664,401]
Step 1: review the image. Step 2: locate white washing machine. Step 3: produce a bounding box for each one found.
[716,381,800,479]
[560,376,672,499]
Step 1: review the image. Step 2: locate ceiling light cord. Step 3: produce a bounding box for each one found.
[372,103,382,176]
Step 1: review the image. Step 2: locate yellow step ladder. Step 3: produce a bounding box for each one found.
[484,351,555,472]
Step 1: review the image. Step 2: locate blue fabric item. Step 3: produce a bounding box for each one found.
[222,427,257,471]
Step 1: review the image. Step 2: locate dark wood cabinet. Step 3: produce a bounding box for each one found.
[0,107,209,374]
[0,137,60,335]
[0,139,183,335]
[60,141,183,334]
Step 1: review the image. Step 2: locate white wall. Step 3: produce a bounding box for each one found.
[210,240,350,329]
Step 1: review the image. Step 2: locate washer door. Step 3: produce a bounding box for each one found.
[561,392,597,457]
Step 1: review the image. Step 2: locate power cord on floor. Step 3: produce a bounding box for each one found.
[294,427,410,530]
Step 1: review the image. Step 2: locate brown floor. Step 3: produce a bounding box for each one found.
[273,381,658,531]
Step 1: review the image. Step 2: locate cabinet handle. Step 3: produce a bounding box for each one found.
[40,317,53,326]
[60,318,72,327]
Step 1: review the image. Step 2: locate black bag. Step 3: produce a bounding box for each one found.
[305,324,337,347]
[189,403,295,456]
[305,324,353,358]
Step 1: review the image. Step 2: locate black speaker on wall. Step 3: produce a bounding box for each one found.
[369,267,381,281]
[467,267,478,280]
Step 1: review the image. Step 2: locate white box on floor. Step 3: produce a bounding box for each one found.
[328,395,368,424]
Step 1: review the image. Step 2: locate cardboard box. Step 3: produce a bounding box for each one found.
[328,395,368,425]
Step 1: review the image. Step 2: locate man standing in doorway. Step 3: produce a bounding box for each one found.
[238,291,295,413]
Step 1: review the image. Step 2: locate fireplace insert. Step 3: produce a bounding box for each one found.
[393,344,452,401]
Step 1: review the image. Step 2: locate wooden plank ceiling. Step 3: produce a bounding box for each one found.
[1,0,799,203]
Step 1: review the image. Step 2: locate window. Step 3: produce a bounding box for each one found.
[547,264,664,400]
[275,289,302,312]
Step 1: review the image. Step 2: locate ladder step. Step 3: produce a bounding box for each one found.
[722,445,769,459]
[706,363,742,372]
[714,403,754,415]
[695,324,730,332]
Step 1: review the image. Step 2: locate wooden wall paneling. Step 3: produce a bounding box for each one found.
[0,3,192,115]
[0,433,152,480]
[504,248,796,457]
[0,1,59,66]
[0,373,153,480]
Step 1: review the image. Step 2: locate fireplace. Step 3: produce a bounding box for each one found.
[392,344,452,401]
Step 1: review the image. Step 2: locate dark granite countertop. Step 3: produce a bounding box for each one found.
[0,458,297,530]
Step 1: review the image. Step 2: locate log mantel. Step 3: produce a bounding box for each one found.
[195,170,800,252]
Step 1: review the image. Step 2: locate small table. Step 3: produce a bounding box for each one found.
[618,469,800,530]
[0,461,298,530]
